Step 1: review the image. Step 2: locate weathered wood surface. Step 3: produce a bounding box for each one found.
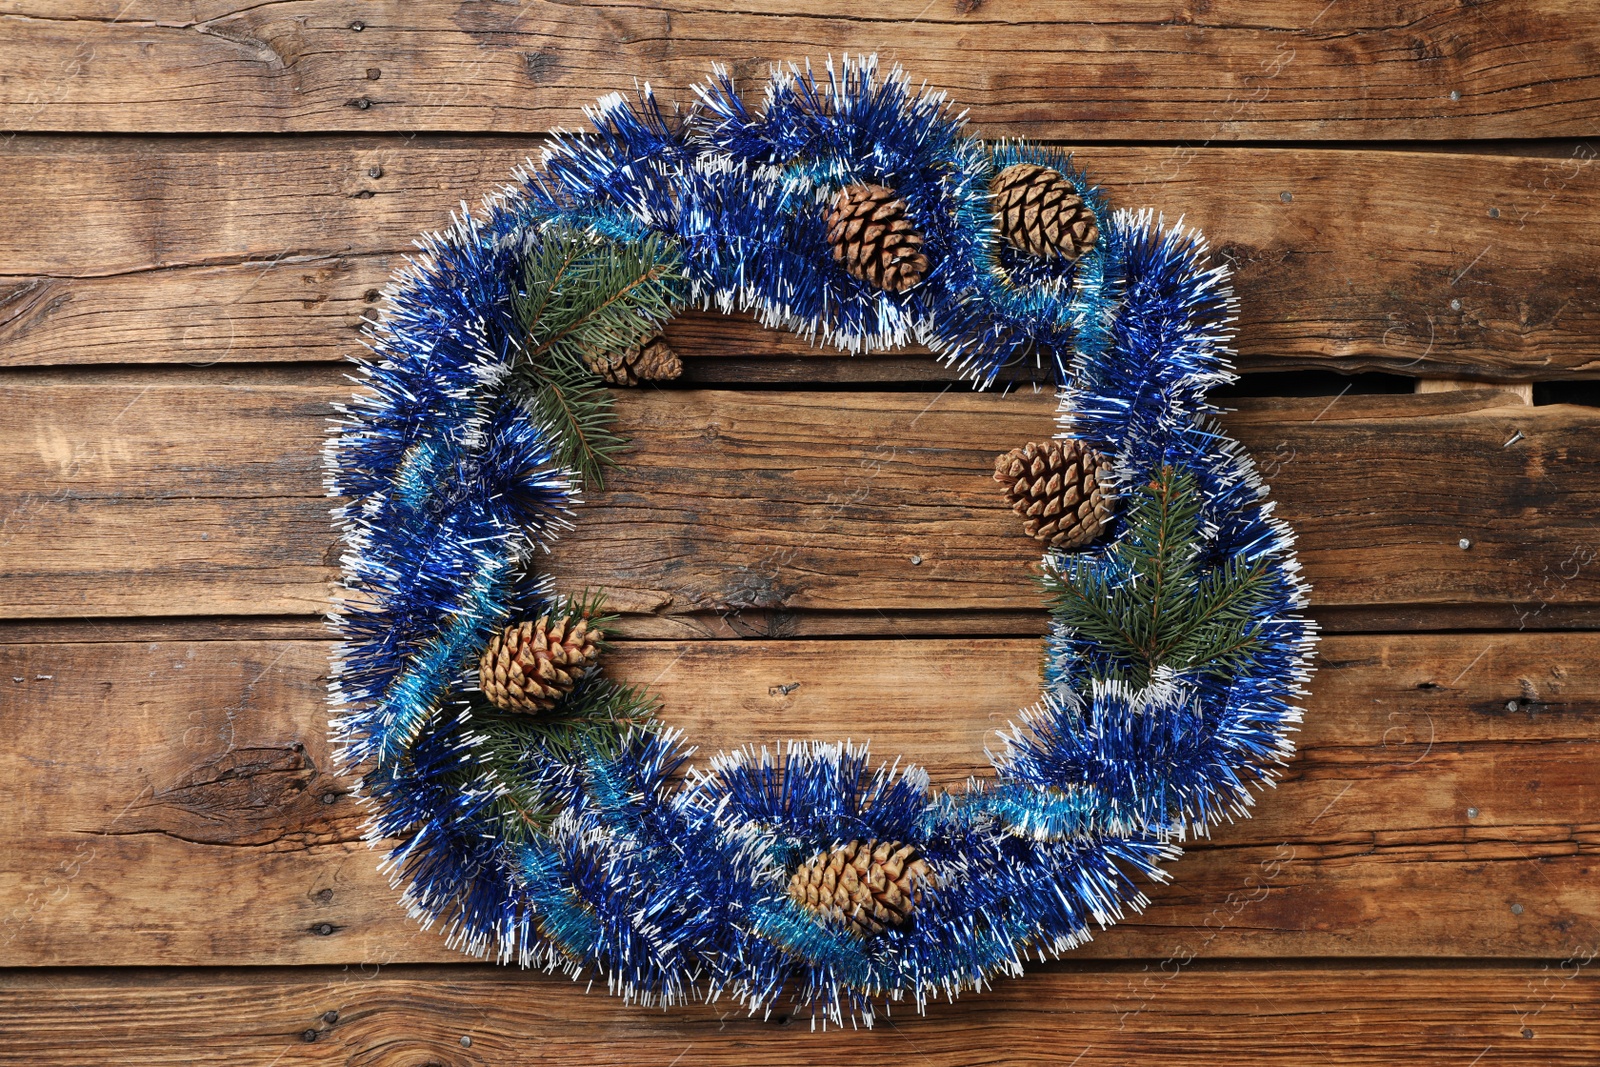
[5,137,1600,379]
[3,2,1598,141]
[3,8,1599,1058]
[4,375,1595,623]
[1,963,1595,1067]
[2,631,1595,966]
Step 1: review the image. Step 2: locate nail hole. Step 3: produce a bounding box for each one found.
[369,165,383,179]
[366,67,381,80]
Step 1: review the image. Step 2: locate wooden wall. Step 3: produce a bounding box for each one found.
[1,2,1598,1063]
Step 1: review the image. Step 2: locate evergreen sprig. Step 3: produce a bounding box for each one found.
[1042,466,1273,687]
[544,587,619,646]
[456,587,634,845]
[462,676,662,846]
[510,227,688,487]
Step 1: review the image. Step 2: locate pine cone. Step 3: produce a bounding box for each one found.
[994,439,1113,549]
[478,615,603,713]
[788,839,936,937]
[989,163,1099,263]
[824,183,930,293]
[586,335,682,386]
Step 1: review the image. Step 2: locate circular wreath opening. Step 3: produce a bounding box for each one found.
[326,57,1316,1028]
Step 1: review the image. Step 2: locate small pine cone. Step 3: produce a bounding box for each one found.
[478,615,603,713]
[824,183,930,293]
[989,163,1099,263]
[586,335,683,387]
[993,440,1113,549]
[787,839,937,937]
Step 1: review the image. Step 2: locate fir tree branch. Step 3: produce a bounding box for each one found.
[525,364,625,488]
[1044,566,1147,669]
[517,237,586,347]
[509,226,689,488]
[524,260,679,367]
[1159,555,1273,668]
[1145,472,1180,654]
[1044,465,1273,688]
[455,674,661,846]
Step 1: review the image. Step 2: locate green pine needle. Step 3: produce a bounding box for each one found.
[509,226,689,488]
[452,587,641,845]
[1042,465,1274,687]
[457,676,662,846]
[544,587,618,647]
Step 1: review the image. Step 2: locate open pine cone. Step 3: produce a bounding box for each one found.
[824,183,930,293]
[989,162,1099,263]
[994,439,1113,549]
[788,839,936,937]
[478,615,603,713]
[585,334,682,386]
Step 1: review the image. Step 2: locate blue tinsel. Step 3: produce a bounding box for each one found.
[326,57,1316,1027]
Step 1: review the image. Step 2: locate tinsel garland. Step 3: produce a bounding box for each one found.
[326,57,1316,1027]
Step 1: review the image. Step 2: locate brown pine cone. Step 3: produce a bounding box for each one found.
[478,615,603,713]
[989,162,1099,263]
[993,439,1113,549]
[824,183,930,293]
[586,335,682,386]
[787,839,936,937]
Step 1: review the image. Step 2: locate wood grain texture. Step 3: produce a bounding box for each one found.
[2,631,1596,966]
[2,2,1597,1058]
[5,137,1600,378]
[5,373,1595,622]
[0,369,335,618]
[2,1,1598,141]
[1,963,1595,1066]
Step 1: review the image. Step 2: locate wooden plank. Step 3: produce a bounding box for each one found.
[2,632,1596,966]
[5,137,1600,379]
[10,603,1600,648]
[4,374,1595,621]
[1419,378,1534,405]
[0,963,1594,1066]
[2,2,1598,140]
[548,388,1599,617]
[0,369,336,618]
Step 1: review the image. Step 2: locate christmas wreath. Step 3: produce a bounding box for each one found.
[327,58,1316,1027]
